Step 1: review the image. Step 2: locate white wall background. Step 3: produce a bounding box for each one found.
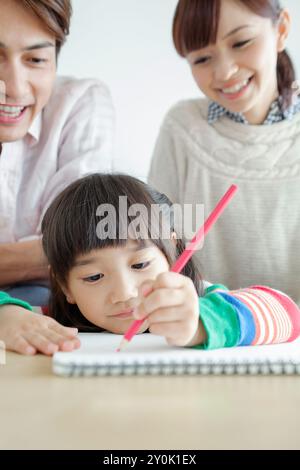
[58,0,300,180]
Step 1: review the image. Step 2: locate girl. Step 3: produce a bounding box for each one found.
[148,0,300,305]
[35,173,300,350]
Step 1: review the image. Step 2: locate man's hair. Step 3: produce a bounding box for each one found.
[20,0,72,56]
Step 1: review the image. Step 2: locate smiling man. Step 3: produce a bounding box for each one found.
[0,0,114,304]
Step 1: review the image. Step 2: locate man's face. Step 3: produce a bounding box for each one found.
[0,0,57,142]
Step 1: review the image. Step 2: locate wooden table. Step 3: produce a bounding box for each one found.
[1,351,300,450]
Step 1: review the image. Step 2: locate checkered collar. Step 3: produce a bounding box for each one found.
[207,95,300,125]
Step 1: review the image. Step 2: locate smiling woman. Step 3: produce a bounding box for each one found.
[0,0,114,306]
[148,0,300,307]
[173,0,295,113]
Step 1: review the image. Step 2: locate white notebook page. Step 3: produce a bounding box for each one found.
[53,333,300,367]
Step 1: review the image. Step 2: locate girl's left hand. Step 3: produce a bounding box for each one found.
[134,272,207,347]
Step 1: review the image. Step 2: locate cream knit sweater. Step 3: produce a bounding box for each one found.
[148,98,300,305]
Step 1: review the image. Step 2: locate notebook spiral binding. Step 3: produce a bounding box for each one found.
[53,358,300,377]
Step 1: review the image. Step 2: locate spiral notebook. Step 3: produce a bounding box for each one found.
[52,333,300,377]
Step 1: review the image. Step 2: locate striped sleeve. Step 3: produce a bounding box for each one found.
[194,285,300,350]
[195,285,240,350]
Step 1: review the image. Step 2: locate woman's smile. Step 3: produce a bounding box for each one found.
[218,75,254,101]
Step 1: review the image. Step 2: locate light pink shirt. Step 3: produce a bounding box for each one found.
[0,76,115,243]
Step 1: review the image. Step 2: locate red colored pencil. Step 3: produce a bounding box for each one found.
[116,184,238,352]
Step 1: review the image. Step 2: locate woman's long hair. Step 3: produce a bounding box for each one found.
[42,173,203,331]
[173,0,295,109]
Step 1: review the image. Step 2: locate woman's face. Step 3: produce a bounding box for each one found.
[63,240,170,334]
[0,0,56,143]
[186,0,290,124]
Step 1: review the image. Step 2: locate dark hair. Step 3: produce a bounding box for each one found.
[20,0,72,56]
[173,0,295,108]
[42,173,203,331]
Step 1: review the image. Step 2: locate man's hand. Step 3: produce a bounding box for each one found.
[0,239,48,286]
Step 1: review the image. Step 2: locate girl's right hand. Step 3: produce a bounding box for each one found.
[0,305,81,355]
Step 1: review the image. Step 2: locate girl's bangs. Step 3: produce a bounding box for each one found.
[66,175,167,259]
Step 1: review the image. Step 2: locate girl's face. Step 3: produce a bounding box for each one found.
[0,0,56,143]
[186,0,290,124]
[63,240,170,334]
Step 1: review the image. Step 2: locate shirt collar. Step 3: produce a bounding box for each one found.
[208,101,246,124]
[207,95,300,125]
[26,112,42,145]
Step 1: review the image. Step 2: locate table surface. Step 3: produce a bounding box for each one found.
[1,351,300,450]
